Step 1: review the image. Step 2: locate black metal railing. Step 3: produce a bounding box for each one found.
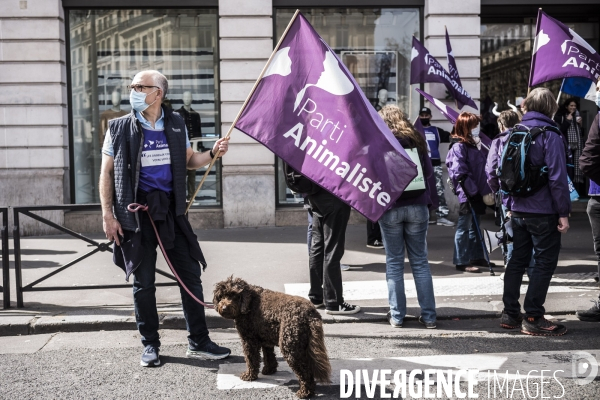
[13,204,178,308]
[1,207,9,309]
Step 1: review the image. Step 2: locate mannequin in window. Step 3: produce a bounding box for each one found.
[177,91,203,202]
[376,88,388,111]
[100,90,128,144]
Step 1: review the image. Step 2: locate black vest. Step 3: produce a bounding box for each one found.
[109,106,188,231]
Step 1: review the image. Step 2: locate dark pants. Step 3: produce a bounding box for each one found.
[503,214,561,318]
[307,190,351,309]
[367,221,382,245]
[186,169,197,201]
[587,197,600,293]
[133,211,209,348]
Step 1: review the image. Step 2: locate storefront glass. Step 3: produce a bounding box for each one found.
[275,8,421,205]
[480,21,599,137]
[68,9,220,206]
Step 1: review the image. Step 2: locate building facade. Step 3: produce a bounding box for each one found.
[1,0,598,234]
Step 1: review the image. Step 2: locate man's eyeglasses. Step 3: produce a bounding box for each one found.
[127,84,159,92]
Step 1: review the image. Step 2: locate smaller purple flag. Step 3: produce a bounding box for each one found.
[235,13,418,222]
[410,37,477,110]
[413,117,426,139]
[415,88,460,124]
[445,27,462,87]
[530,9,600,87]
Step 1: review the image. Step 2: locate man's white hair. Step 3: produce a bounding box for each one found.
[136,70,168,98]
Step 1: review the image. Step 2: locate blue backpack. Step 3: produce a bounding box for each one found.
[498,124,563,197]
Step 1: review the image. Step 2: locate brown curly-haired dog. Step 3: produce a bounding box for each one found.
[213,276,331,398]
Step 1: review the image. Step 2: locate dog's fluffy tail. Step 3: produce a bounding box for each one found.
[308,317,331,383]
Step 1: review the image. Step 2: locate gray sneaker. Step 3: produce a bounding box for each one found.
[436,217,455,227]
[386,311,402,328]
[140,345,160,367]
[341,264,351,271]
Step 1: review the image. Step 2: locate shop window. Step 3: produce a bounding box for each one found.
[68,9,221,206]
[275,7,420,205]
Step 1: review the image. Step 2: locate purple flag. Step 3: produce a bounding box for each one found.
[415,88,492,147]
[410,37,478,110]
[413,116,426,139]
[445,27,462,87]
[415,88,460,124]
[530,9,600,87]
[234,13,418,222]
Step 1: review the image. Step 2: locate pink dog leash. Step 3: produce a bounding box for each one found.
[127,203,214,309]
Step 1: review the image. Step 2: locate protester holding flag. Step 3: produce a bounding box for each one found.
[577,77,600,322]
[418,107,453,227]
[554,99,585,193]
[502,88,570,336]
[446,113,493,273]
[377,105,436,329]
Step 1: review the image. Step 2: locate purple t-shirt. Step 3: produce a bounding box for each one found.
[138,128,173,193]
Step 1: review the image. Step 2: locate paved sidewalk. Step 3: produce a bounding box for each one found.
[1,213,598,336]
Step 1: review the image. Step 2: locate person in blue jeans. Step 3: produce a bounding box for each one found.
[377,105,436,329]
[501,88,571,336]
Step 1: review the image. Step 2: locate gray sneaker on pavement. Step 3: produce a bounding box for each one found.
[140,345,160,367]
[386,311,402,328]
[436,217,455,227]
[418,316,437,329]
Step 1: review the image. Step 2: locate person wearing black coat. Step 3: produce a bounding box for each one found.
[554,98,585,194]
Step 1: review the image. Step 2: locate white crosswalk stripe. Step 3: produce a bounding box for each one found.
[284,273,598,301]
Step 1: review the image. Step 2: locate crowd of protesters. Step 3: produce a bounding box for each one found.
[300,82,600,337]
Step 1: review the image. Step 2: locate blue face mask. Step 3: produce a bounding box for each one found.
[596,91,600,108]
[471,126,480,137]
[129,89,157,113]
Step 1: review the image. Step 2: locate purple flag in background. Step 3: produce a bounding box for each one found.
[529,9,600,87]
[415,88,460,124]
[445,27,462,87]
[415,88,492,147]
[413,116,426,139]
[234,13,418,222]
[410,37,478,110]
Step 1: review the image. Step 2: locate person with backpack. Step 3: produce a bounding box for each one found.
[283,163,360,315]
[500,87,571,336]
[577,77,600,322]
[377,105,436,329]
[486,110,521,264]
[446,113,494,273]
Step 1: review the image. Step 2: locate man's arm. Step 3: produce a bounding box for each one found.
[99,154,123,245]
[438,127,451,143]
[186,137,229,169]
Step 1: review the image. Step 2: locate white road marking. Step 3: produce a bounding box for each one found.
[284,273,598,301]
[217,349,599,389]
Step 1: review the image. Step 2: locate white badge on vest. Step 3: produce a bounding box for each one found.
[403,148,425,192]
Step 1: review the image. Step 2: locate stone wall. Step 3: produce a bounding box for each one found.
[0,0,67,235]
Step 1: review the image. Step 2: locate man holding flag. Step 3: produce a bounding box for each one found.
[232,12,418,314]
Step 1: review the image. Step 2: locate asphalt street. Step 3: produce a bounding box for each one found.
[1,316,599,399]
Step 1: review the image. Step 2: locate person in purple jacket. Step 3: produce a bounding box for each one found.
[446,113,493,273]
[377,105,437,329]
[501,88,571,336]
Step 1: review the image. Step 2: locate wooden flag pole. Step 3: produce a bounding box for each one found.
[185,9,301,214]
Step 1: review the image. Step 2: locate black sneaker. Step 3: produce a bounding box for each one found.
[418,316,436,329]
[500,310,523,329]
[140,345,160,367]
[576,300,600,322]
[366,240,384,249]
[311,300,324,309]
[325,302,361,315]
[521,317,567,336]
[186,341,231,360]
